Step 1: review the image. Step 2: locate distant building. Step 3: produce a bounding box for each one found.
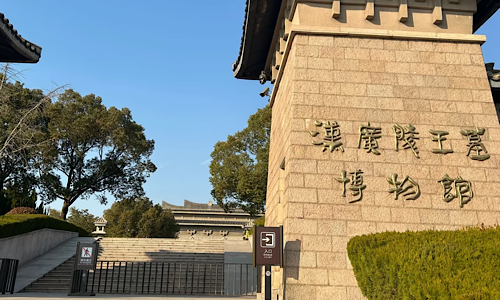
[162,200,263,240]
[0,13,41,63]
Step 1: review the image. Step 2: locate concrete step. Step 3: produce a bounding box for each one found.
[97,254,224,258]
[96,259,224,262]
[22,287,70,293]
[20,256,75,293]
[99,250,226,252]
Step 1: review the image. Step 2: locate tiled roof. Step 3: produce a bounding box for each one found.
[162,200,247,213]
[94,217,107,224]
[232,0,249,74]
[0,12,42,63]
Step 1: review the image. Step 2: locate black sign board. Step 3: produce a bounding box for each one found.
[253,226,283,267]
[76,243,97,270]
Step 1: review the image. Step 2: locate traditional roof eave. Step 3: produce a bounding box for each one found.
[474,0,500,32]
[234,0,500,81]
[0,13,42,63]
[232,0,282,80]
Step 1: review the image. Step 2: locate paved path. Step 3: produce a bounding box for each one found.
[1,293,254,299]
[14,237,96,292]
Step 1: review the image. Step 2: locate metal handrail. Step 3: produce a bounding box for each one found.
[0,258,19,294]
[84,261,256,296]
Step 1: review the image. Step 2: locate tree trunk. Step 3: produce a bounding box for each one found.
[61,201,70,220]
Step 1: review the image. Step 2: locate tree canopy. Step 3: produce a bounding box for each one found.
[103,197,179,238]
[209,105,271,215]
[38,89,156,220]
[67,207,96,234]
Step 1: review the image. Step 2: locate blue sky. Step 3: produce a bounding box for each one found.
[2,2,500,217]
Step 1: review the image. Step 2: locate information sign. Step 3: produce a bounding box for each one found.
[76,243,97,270]
[253,226,282,266]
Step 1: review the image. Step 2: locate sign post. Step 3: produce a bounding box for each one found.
[253,226,283,300]
[69,242,98,296]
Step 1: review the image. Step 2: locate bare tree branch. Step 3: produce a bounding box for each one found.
[0,63,68,160]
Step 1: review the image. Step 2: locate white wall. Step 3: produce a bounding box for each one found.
[0,228,77,266]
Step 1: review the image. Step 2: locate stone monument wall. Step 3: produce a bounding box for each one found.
[266,33,500,299]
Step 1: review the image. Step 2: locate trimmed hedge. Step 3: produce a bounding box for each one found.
[0,214,89,239]
[347,227,500,300]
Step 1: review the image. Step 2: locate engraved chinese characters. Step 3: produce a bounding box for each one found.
[333,171,473,207]
[309,120,344,152]
[358,122,382,155]
[307,121,491,161]
[336,170,366,203]
[460,127,490,161]
[393,124,419,158]
[438,175,473,208]
[429,130,453,154]
[307,122,488,208]
[387,174,421,201]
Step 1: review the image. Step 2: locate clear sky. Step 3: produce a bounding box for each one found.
[2,2,500,217]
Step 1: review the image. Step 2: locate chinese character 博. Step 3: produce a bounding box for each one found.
[438,174,473,208]
[387,173,420,201]
[358,122,382,155]
[460,127,490,161]
[336,169,366,203]
[393,124,420,158]
[429,130,454,154]
[309,120,344,152]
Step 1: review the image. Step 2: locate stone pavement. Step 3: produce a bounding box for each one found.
[0,293,254,299]
[14,237,96,292]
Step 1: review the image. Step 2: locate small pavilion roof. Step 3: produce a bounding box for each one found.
[94,217,108,225]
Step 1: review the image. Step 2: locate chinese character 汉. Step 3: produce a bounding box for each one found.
[387,173,420,201]
[460,127,490,161]
[336,169,366,203]
[438,174,473,208]
[358,122,382,155]
[393,124,420,158]
[309,120,344,152]
[429,130,453,154]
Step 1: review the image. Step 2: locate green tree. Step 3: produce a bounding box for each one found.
[137,205,179,238]
[67,207,96,234]
[104,197,178,238]
[209,105,271,215]
[38,89,156,220]
[48,208,62,219]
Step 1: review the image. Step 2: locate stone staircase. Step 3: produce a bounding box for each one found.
[21,256,75,293]
[20,238,226,293]
[97,238,225,263]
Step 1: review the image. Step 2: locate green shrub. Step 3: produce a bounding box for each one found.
[5,207,38,215]
[0,214,89,239]
[347,228,500,300]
